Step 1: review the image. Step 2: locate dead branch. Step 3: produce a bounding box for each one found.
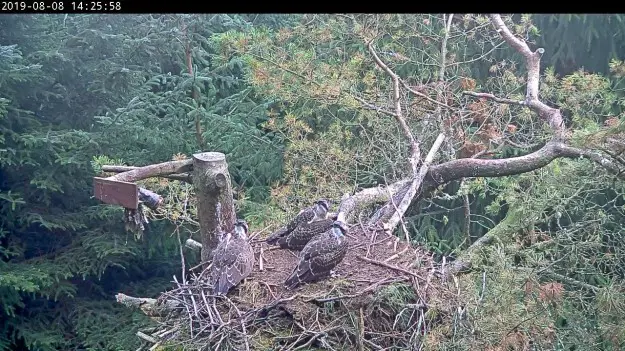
[385,133,446,233]
[102,165,192,183]
[185,238,202,250]
[357,255,423,279]
[341,141,624,232]
[487,15,565,140]
[108,159,192,183]
[462,91,525,106]
[367,39,421,170]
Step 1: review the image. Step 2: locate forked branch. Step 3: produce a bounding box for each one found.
[367,39,421,170]
[485,15,565,140]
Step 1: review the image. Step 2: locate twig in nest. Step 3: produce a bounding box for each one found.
[259,246,264,271]
[357,255,424,279]
[384,246,409,262]
[358,307,365,351]
[308,277,407,304]
[220,296,251,351]
[249,225,272,242]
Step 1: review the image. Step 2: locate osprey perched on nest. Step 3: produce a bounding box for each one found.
[284,220,349,290]
[265,199,330,246]
[209,219,255,295]
[273,218,335,250]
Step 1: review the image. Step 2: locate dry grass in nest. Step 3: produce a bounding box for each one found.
[149,226,458,350]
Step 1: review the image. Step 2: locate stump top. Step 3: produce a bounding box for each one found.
[192,152,226,162]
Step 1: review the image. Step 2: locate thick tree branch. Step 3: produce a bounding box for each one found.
[115,292,180,318]
[95,159,192,211]
[354,142,623,228]
[108,159,193,183]
[339,181,410,223]
[102,165,192,183]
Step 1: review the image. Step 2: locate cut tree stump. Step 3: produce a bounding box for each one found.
[192,152,236,265]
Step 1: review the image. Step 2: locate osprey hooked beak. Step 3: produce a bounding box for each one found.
[234,219,249,239]
[314,199,330,218]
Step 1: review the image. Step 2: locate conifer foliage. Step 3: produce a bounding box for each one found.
[0,14,290,350]
[1,13,625,351]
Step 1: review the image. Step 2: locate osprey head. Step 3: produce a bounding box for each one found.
[234,219,249,239]
[313,199,330,219]
[331,220,348,237]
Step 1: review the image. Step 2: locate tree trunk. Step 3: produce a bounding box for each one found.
[192,152,236,265]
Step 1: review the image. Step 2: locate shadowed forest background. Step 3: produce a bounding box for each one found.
[1,13,625,350]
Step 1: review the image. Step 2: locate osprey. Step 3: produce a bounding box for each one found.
[273,218,334,250]
[209,219,255,295]
[265,199,330,246]
[284,220,349,290]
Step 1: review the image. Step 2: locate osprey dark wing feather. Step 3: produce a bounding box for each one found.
[265,199,330,245]
[276,218,334,250]
[210,219,255,295]
[284,220,349,290]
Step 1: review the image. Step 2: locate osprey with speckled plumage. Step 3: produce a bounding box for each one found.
[274,217,335,250]
[284,220,349,290]
[209,219,255,295]
[265,199,331,247]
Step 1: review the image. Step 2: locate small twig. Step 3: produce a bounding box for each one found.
[177,229,187,285]
[259,246,264,271]
[358,307,366,351]
[385,246,409,262]
[357,255,423,279]
[248,225,272,242]
[462,91,525,105]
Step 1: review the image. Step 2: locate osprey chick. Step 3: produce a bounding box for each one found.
[210,219,255,295]
[273,218,334,251]
[284,220,349,290]
[265,199,330,245]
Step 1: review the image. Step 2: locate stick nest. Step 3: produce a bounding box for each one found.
[147,227,459,350]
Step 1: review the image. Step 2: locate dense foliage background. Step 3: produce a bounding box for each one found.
[1,14,624,350]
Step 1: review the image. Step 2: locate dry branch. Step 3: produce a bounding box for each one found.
[102,165,192,183]
[487,14,565,140]
[367,40,421,170]
[185,238,203,250]
[108,159,193,183]
[385,133,446,234]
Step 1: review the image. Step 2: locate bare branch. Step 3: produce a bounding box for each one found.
[355,142,624,226]
[385,133,446,233]
[102,165,192,183]
[488,14,566,140]
[439,14,454,82]
[338,182,409,222]
[367,40,421,169]
[352,95,398,117]
[462,91,525,106]
[109,159,193,183]
[186,238,203,250]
